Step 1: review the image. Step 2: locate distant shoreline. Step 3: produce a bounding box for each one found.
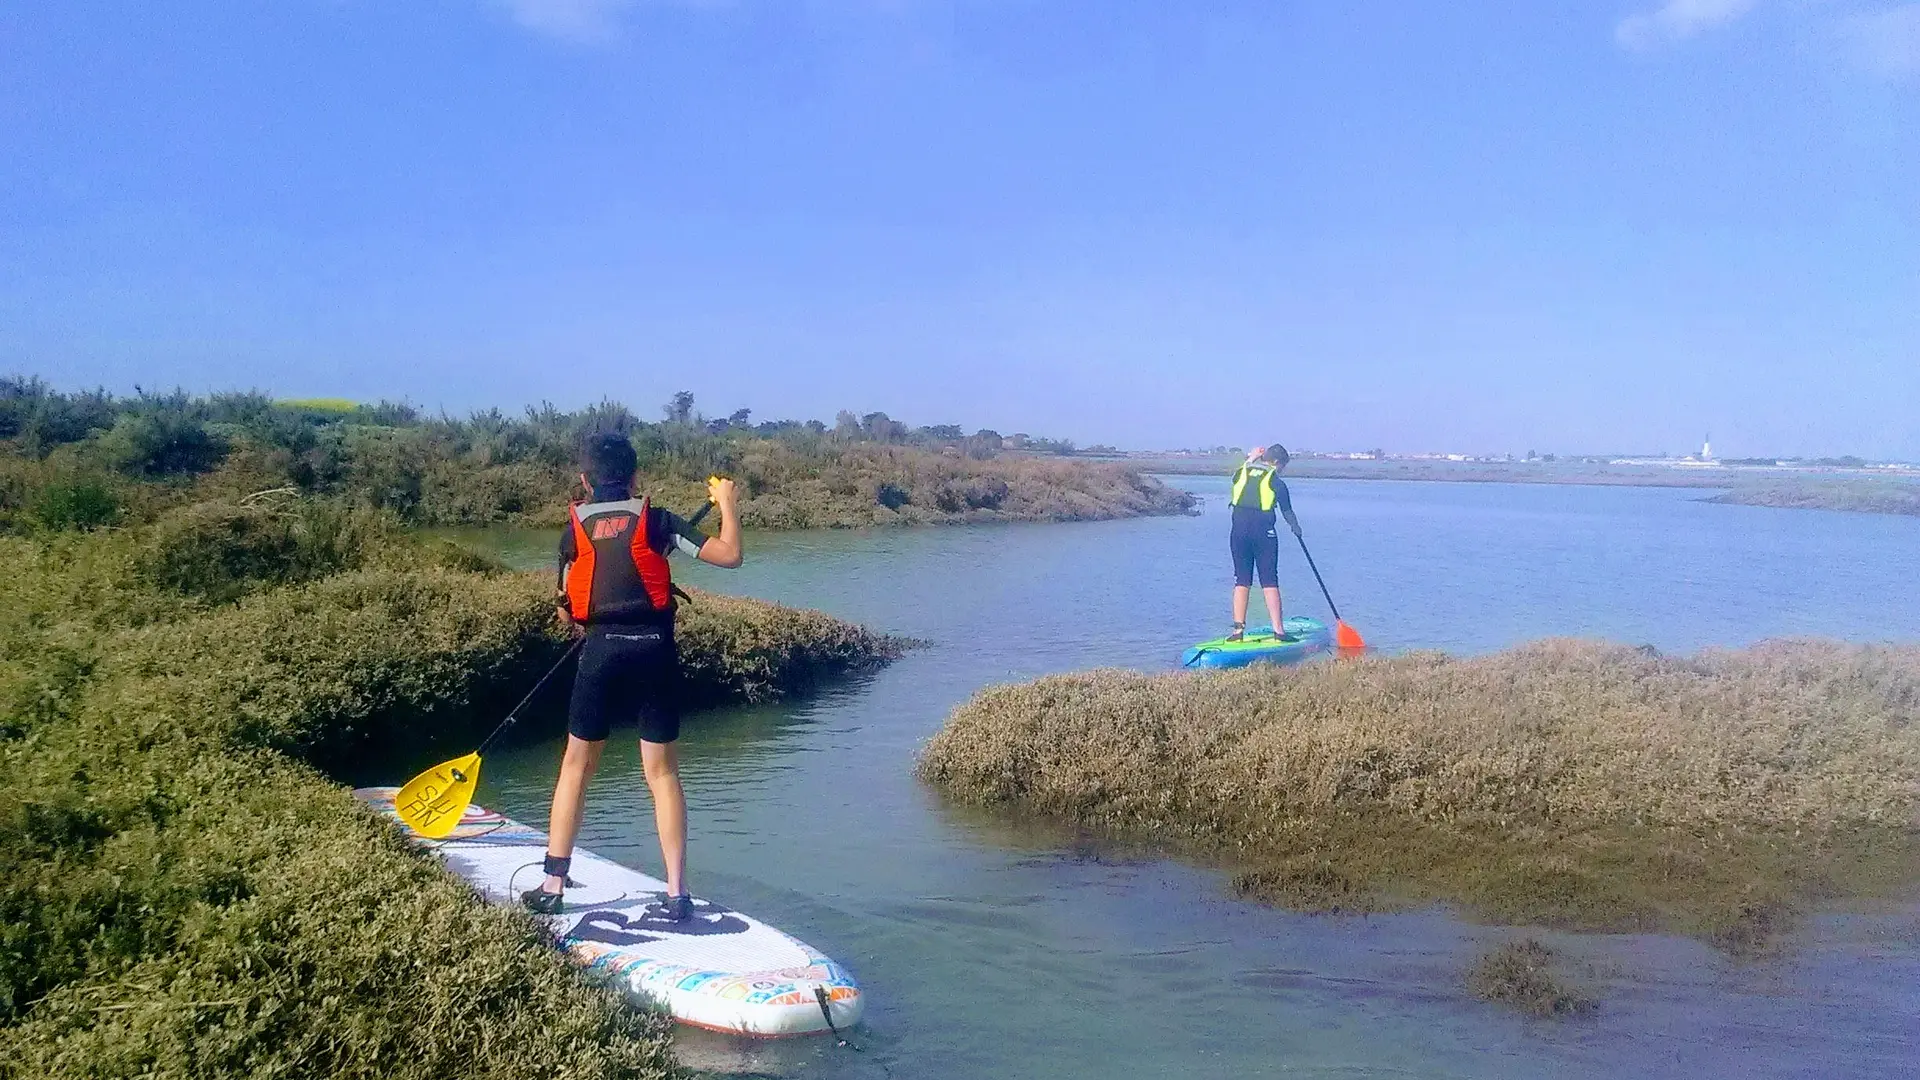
[1119,455,1920,516]
[1127,454,1902,486]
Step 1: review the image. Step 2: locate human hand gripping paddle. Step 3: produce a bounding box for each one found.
[1293,530,1366,653]
[392,480,724,838]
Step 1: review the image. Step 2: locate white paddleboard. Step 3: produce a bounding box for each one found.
[354,786,864,1038]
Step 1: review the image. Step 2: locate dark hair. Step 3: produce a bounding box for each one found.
[582,432,638,487]
[1266,444,1289,468]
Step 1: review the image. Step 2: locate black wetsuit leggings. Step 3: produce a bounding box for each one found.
[568,625,682,744]
[1230,518,1280,589]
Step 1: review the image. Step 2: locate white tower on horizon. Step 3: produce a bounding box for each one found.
[1701,434,1712,461]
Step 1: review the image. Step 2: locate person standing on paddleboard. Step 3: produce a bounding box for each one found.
[524,433,743,921]
[1226,444,1301,642]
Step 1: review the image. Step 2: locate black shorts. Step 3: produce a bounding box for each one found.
[568,626,682,745]
[1230,521,1280,588]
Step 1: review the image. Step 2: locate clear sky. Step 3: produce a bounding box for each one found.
[4,1,1916,457]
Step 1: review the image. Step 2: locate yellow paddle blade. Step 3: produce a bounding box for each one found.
[393,752,482,839]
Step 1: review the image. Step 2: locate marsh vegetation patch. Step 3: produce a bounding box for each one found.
[0,492,899,1078]
[920,640,1920,944]
[1467,939,1598,1019]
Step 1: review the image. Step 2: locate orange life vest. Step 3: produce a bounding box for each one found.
[560,496,675,625]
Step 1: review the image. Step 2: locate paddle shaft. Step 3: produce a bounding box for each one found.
[473,638,584,756]
[1293,532,1344,624]
[470,496,718,757]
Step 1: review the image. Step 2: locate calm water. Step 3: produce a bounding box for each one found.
[455,479,1920,1078]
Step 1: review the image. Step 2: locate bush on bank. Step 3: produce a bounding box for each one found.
[0,504,898,1078]
[920,640,1920,939]
[677,587,905,705]
[0,379,1196,531]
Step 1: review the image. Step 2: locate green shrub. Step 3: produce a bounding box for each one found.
[2,378,1197,529]
[139,502,303,602]
[0,376,117,454]
[0,506,897,1078]
[874,480,910,510]
[29,478,120,531]
[137,500,404,603]
[0,699,682,1080]
[677,587,905,705]
[95,412,229,478]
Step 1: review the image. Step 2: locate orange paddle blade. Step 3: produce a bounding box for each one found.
[392,752,481,839]
[1334,620,1366,652]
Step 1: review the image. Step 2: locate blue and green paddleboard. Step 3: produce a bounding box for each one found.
[1181,616,1332,668]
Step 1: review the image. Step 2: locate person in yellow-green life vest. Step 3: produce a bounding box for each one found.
[1226,444,1302,642]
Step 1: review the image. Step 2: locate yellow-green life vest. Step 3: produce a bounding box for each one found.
[1229,462,1279,511]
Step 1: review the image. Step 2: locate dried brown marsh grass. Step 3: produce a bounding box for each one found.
[921,640,1920,936]
[1467,939,1597,1018]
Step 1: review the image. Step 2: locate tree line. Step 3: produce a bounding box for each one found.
[1,377,1172,532]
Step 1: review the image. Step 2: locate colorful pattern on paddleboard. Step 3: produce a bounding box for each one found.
[1180,616,1332,668]
[354,786,863,1037]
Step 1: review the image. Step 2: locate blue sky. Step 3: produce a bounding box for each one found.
[4,1,1916,457]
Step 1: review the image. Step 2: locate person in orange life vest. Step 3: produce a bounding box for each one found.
[523,433,742,920]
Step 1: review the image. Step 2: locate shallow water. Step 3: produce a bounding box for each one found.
[457,479,1920,1078]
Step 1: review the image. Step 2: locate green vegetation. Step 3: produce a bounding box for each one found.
[1,377,1194,531]
[1709,479,1920,517]
[0,492,898,1077]
[919,640,1920,945]
[1466,940,1596,1019]
[677,588,906,707]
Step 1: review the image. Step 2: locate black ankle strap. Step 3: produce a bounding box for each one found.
[543,853,571,878]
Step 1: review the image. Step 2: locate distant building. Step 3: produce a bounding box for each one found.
[1672,434,1723,469]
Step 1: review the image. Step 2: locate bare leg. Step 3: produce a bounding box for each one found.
[1262,587,1284,633]
[542,735,605,892]
[641,739,687,896]
[1232,585,1250,626]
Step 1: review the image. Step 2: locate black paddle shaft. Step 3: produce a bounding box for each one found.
[470,495,718,757]
[474,637,585,757]
[1294,533,1345,624]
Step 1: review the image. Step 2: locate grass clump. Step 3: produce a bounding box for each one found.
[919,640,1920,941]
[1466,939,1597,1018]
